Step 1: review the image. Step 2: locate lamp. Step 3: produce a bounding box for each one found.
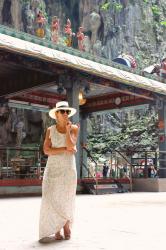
[79,90,86,105]
[57,83,64,94]
[84,85,90,94]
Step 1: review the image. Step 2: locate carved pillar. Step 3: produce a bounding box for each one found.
[66,81,80,124]
[80,113,88,178]
[157,97,166,178]
[65,79,81,178]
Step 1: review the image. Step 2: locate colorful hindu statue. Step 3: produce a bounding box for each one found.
[51,16,60,43]
[64,18,75,47]
[161,57,166,78]
[77,27,85,51]
[35,10,46,38]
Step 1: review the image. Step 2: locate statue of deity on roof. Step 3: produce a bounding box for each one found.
[64,18,75,47]
[51,16,60,43]
[77,27,85,51]
[161,57,166,78]
[35,10,46,38]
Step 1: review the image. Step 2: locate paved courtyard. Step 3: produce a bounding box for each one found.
[0,192,166,250]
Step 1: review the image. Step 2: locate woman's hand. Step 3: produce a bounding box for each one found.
[66,147,77,154]
[66,122,79,150]
[66,121,72,133]
[66,122,80,133]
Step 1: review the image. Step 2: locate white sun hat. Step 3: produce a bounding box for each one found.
[49,101,76,119]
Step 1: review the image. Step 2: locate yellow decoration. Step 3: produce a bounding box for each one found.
[65,36,72,47]
[36,28,45,38]
[79,91,86,105]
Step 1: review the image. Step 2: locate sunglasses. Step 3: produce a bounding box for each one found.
[58,109,71,115]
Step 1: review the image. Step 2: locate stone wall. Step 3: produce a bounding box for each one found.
[0,106,45,146]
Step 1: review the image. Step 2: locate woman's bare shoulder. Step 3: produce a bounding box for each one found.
[47,125,54,131]
[45,126,52,136]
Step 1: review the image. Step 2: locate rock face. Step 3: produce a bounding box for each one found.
[0,107,44,146]
[79,0,166,67]
[1,0,22,30]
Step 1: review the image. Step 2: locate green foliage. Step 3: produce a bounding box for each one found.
[39,2,46,13]
[101,1,123,13]
[160,21,166,27]
[143,0,149,3]
[101,2,111,11]
[152,5,161,17]
[87,111,158,157]
[114,3,123,12]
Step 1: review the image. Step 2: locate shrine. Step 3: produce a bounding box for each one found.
[0,24,166,195]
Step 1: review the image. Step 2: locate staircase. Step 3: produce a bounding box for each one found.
[81,178,130,195]
[81,147,132,194]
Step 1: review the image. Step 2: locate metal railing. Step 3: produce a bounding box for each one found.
[110,149,133,192]
[129,150,158,179]
[80,148,161,192]
[81,146,99,194]
[81,147,133,193]
[0,146,46,180]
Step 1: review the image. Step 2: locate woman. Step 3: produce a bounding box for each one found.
[39,101,79,242]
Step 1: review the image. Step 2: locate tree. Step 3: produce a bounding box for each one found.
[87,107,158,159]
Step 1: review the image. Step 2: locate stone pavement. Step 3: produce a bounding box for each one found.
[0,192,166,250]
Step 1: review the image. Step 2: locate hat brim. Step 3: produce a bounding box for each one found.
[49,107,76,119]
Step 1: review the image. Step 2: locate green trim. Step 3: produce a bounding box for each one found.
[0,24,165,84]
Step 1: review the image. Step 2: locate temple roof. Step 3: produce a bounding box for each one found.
[0,24,166,96]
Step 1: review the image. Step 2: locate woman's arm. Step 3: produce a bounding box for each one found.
[66,123,79,149]
[43,128,67,156]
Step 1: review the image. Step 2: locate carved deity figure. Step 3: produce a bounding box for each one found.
[36,10,46,27]
[24,3,35,34]
[89,11,101,49]
[77,27,85,51]
[151,64,161,76]
[93,40,102,57]
[11,108,18,133]
[129,56,166,79]
[0,106,10,145]
[83,11,103,56]
[35,10,46,38]
[64,19,75,47]
[51,16,60,43]
[161,57,166,78]
[83,35,91,53]
[16,118,24,147]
